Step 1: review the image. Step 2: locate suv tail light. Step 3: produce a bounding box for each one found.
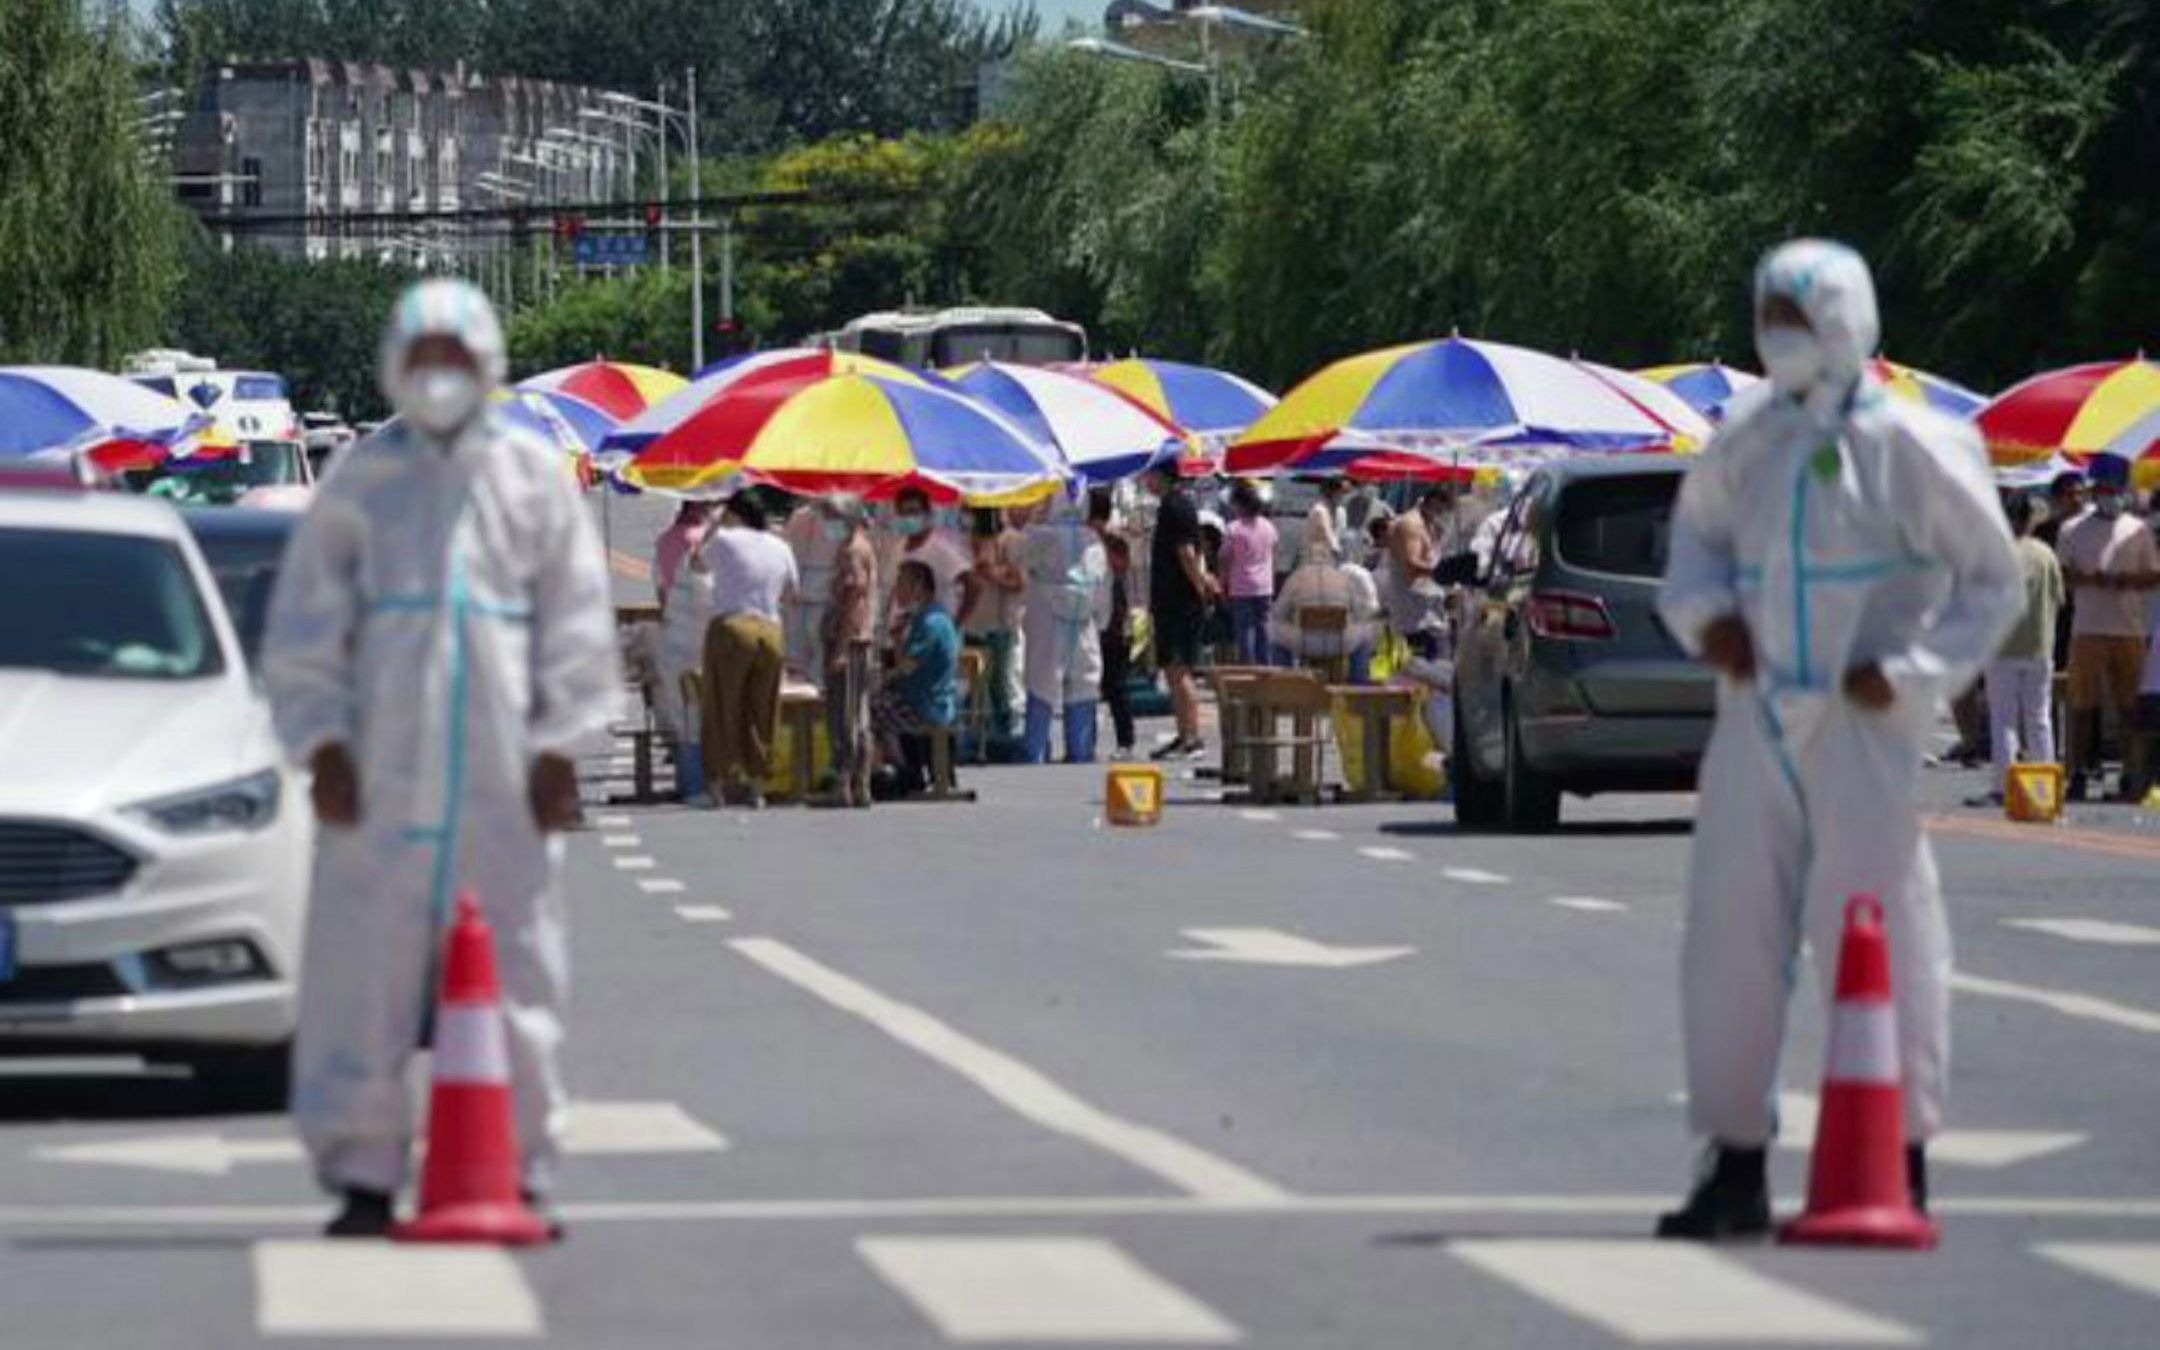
[1527,590,1617,641]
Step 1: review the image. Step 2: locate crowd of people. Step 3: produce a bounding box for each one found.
[637,466,1499,802]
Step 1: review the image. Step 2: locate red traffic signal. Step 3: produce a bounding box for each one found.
[644,201,663,229]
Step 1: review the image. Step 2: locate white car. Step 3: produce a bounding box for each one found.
[0,479,307,1106]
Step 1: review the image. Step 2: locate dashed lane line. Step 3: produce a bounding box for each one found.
[1442,867,1509,885]
[1238,809,1281,823]
[593,813,633,828]
[1359,847,1416,863]
[674,905,732,923]
[1550,897,1629,914]
[638,878,687,895]
[2004,917,2160,947]
[601,833,641,848]
[1952,970,2160,1036]
[729,937,1289,1205]
[612,855,657,872]
[1292,829,1341,842]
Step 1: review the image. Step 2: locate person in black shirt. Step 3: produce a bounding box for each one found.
[1145,466,1218,759]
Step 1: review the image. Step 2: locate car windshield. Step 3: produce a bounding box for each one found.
[1554,473,1683,578]
[156,443,304,504]
[0,528,224,679]
[187,523,290,665]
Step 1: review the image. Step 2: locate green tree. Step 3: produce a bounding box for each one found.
[507,268,696,379]
[0,0,180,366]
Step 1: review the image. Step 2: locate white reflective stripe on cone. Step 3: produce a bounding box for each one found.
[432,1004,512,1085]
[1825,1003,1900,1084]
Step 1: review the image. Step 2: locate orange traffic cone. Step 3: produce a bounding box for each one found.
[393,892,554,1246]
[1780,894,1939,1250]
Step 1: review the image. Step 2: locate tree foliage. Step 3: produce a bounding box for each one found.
[0,0,179,366]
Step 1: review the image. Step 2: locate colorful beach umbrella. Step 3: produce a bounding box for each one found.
[946,361,1188,484]
[1868,359,1985,417]
[607,348,1062,501]
[1636,362,1762,419]
[1226,337,1674,478]
[1577,360,1713,451]
[518,360,687,421]
[0,366,210,472]
[1084,358,1276,475]
[1978,357,2160,486]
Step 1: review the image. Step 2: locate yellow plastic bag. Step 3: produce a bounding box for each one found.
[1333,687,1447,800]
[760,710,833,801]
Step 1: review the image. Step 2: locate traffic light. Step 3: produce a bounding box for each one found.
[643,201,663,230]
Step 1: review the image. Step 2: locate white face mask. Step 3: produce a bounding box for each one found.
[1756,325,1825,397]
[2093,491,2126,520]
[400,367,485,438]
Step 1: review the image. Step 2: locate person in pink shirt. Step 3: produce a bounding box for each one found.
[652,499,713,606]
[1222,480,1279,665]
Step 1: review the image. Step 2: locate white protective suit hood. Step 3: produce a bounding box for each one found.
[1753,239,1880,430]
[378,278,508,444]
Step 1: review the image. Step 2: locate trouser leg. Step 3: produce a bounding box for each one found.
[2025,661,2055,765]
[1985,661,2020,787]
[739,618,783,783]
[1802,700,1949,1140]
[1024,695,1053,764]
[699,618,729,787]
[1682,697,1807,1147]
[1064,697,1097,763]
[1101,636,1134,749]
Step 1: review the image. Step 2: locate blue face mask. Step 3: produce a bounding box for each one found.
[894,515,929,538]
[823,518,853,544]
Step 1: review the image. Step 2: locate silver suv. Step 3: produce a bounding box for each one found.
[1451,457,1714,832]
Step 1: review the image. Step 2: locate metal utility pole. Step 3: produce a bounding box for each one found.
[688,66,705,372]
[655,83,671,276]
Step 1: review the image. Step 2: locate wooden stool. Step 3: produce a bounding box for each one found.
[1242,671,1332,805]
[1297,605,1352,686]
[909,726,978,803]
[1331,684,1417,802]
[1203,665,1272,784]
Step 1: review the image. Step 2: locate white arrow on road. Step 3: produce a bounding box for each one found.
[1168,928,1414,969]
[38,1134,303,1176]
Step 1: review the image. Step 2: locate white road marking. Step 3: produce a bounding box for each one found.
[1168,928,1413,969]
[604,778,637,795]
[1359,846,1415,863]
[858,1237,1239,1344]
[729,938,1288,1204]
[2005,917,2160,947]
[1550,896,1628,913]
[1442,867,1508,885]
[2036,1244,2160,1301]
[1292,829,1341,841]
[612,855,657,871]
[600,833,641,848]
[1451,1240,1920,1345]
[674,904,732,923]
[562,1101,727,1155]
[254,1241,542,1337]
[39,1135,301,1175]
[1953,971,2160,1035]
[593,813,633,828]
[638,878,687,895]
[1238,809,1281,823]
[607,755,635,770]
[1685,1091,2090,1169]
[12,1191,2160,1229]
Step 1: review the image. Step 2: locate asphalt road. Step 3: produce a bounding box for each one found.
[0,491,2154,1346]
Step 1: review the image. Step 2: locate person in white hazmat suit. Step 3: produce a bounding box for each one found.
[262,279,622,1239]
[1019,491,1112,764]
[1654,241,2021,1239]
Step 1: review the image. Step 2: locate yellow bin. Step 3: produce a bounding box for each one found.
[1106,765,1165,827]
[2005,763,2064,823]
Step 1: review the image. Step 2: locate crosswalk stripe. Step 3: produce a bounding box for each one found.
[562,1101,727,1155]
[859,1236,1240,1343]
[254,1241,542,1337]
[2035,1243,2160,1300]
[1451,1240,1920,1344]
[2004,917,2160,947]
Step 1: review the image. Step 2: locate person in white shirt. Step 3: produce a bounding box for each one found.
[698,494,799,809]
[1268,538,1382,683]
[1304,477,1349,563]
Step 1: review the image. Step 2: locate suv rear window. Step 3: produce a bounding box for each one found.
[1554,473,1683,578]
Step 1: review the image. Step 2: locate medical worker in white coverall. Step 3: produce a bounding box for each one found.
[263,279,621,1239]
[1655,241,2021,1239]
[1020,493,1112,763]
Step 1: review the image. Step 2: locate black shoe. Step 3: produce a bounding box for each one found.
[2067,774,2089,803]
[1907,1143,1929,1215]
[522,1189,566,1242]
[324,1189,394,1239]
[1149,737,1189,762]
[1655,1145,1771,1241]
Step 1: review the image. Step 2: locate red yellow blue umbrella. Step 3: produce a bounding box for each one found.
[1979,357,2160,488]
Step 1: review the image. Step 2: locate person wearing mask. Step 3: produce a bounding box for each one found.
[652,499,712,605]
[699,494,799,810]
[2033,470,2087,671]
[1268,537,1381,683]
[966,507,1027,750]
[874,559,962,794]
[1656,240,2021,1239]
[657,510,717,800]
[1386,487,1455,658]
[262,279,621,1239]
[815,496,877,809]
[2055,454,2160,801]
[1145,465,1217,760]
[1976,493,2065,805]
[1223,481,1279,665]
[1019,492,1112,764]
[880,486,979,641]
[1100,533,1138,760]
[1305,476,1349,563]
[780,498,840,686]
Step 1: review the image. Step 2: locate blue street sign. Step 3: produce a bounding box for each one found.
[572,234,650,267]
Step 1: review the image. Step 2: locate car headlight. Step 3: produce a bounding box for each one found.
[128,769,282,836]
